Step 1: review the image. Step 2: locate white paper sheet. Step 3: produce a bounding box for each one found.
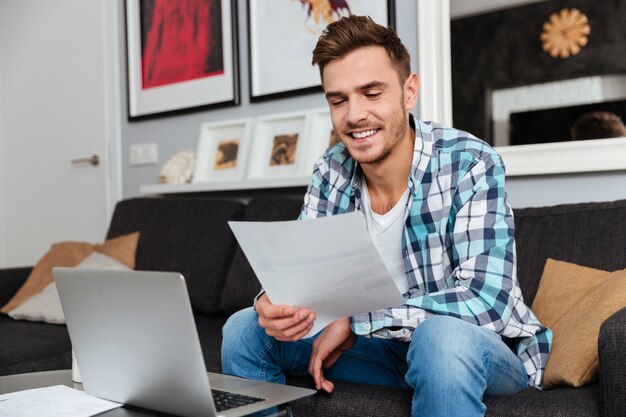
[0,385,122,417]
[229,212,405,337]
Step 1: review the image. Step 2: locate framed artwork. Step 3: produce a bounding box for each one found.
[126,0,239,119]
[306,107,339,167]
[248,0,395,101]
[192,118,253,182]
[247,111,311,180]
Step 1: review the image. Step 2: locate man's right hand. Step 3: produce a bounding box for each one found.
[255,293,316,342]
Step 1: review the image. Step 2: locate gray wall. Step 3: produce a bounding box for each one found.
[507,172,626,208]
[117,0,626,209]
[119,0,417,198]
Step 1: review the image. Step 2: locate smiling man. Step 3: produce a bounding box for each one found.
[222,16,552,417]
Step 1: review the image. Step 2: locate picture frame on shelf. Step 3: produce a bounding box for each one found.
[248,0,395,101]
[306,108,340,168]
[247,111,311,180]
[193,118,254,183]
[126,0,239,119]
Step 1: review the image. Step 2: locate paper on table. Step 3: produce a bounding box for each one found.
[229,211,405,337]
[0,385,122,417]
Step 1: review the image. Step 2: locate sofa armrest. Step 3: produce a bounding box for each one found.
[0,267,32,307]
[598,306,626,417]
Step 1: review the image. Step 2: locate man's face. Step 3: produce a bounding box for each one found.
[322,46,417,165]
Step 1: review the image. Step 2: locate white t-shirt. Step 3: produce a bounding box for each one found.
[361,182,410,294]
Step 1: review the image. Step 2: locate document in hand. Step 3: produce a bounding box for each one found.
[228,212,405,338]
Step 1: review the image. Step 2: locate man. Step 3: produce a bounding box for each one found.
[222,16,551,417]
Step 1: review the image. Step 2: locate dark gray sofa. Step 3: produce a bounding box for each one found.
[1,196,625,417]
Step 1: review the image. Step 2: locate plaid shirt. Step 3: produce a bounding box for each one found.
[299,116,552,388]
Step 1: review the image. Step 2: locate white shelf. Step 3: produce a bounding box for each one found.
[140,175,312,195]
[496,137,626,176]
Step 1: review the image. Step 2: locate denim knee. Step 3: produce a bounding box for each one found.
[222,307,262,363]
[411,315,485,354]
[223,306,257,335]
[406,316,488,385]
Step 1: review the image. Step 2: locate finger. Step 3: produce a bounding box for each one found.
[320,378,334,393]
[259,302,296,319]
[256,294,297,318]
[308,349,325,390]
[275,320,314,342]
[260,307,314,331]
[260,310,313,334]
[279,314,315,339]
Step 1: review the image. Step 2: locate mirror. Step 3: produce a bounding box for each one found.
[449,0,626,176]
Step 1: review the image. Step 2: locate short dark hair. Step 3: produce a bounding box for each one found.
[312,15,411,85]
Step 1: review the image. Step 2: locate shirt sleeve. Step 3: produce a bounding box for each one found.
[299,158,328,220]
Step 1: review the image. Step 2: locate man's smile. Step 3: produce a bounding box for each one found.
[349,128,381,140]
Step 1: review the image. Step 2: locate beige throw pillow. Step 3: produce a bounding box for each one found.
[531,259,626,388]
[8,252,131,324]
[0,232,139,314]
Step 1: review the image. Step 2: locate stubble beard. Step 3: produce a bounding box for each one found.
[341,102,409,166]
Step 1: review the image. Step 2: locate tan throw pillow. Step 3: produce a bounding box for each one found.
[0,232,139,314]
[8,252,131,324]
[531,259,626,388]
[532,259,610,329]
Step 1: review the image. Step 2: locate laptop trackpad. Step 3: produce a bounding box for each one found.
[210,374,264,392]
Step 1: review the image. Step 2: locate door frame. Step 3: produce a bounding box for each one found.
[103,0,123,224]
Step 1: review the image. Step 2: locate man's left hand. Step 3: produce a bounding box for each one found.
[308,317,357,393]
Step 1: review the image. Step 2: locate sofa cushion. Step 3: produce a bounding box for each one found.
[513,199,626,304]
[194,314,229,373]
[0,232,139,314]
[8,252,132,324]
[106,198,245,314]
[484,384,600,417]
[0,267,32,307]
[0,314,71,376]
[531,259,609,327]
[531,259,626,388]
[287,376,600,417]
[219,197,303,314]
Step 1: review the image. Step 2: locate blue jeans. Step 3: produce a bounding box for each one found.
[221,307,529,417]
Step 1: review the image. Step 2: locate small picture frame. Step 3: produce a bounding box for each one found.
[306,108,339,168]
[247,111,311,180]
[193,118,253,182]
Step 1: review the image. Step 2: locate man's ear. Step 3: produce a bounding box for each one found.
[404,73,419,110]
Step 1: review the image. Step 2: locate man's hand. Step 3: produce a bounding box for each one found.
[255,293,316,342]
[308,317,357,393]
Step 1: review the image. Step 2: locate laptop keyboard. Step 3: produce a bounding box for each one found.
[211,389,265,412]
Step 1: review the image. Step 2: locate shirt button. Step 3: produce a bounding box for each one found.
[363,323,372,332]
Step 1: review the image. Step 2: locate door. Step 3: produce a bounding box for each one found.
[0,0,120,267]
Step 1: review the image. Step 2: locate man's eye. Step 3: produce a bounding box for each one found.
[366,92,381,99]
[330,99,345,106]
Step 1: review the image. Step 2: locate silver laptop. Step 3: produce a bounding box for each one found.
[53,267,315,417]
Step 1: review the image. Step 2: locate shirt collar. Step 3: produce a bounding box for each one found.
[409,115,434,191]
[350,114,434,199]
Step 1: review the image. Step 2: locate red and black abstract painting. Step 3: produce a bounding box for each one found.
[140,0,224,89]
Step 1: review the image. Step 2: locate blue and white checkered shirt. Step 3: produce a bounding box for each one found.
[299,116,552,388]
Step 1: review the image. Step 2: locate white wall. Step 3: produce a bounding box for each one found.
[0,0,116,267]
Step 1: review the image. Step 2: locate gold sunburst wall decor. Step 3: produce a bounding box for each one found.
[540,8,590,59]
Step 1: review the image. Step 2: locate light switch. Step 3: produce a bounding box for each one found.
[129,143,158,166]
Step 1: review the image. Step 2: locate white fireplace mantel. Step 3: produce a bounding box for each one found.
[497,137,626,177]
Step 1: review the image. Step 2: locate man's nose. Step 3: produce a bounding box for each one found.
[346,99,368,125]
